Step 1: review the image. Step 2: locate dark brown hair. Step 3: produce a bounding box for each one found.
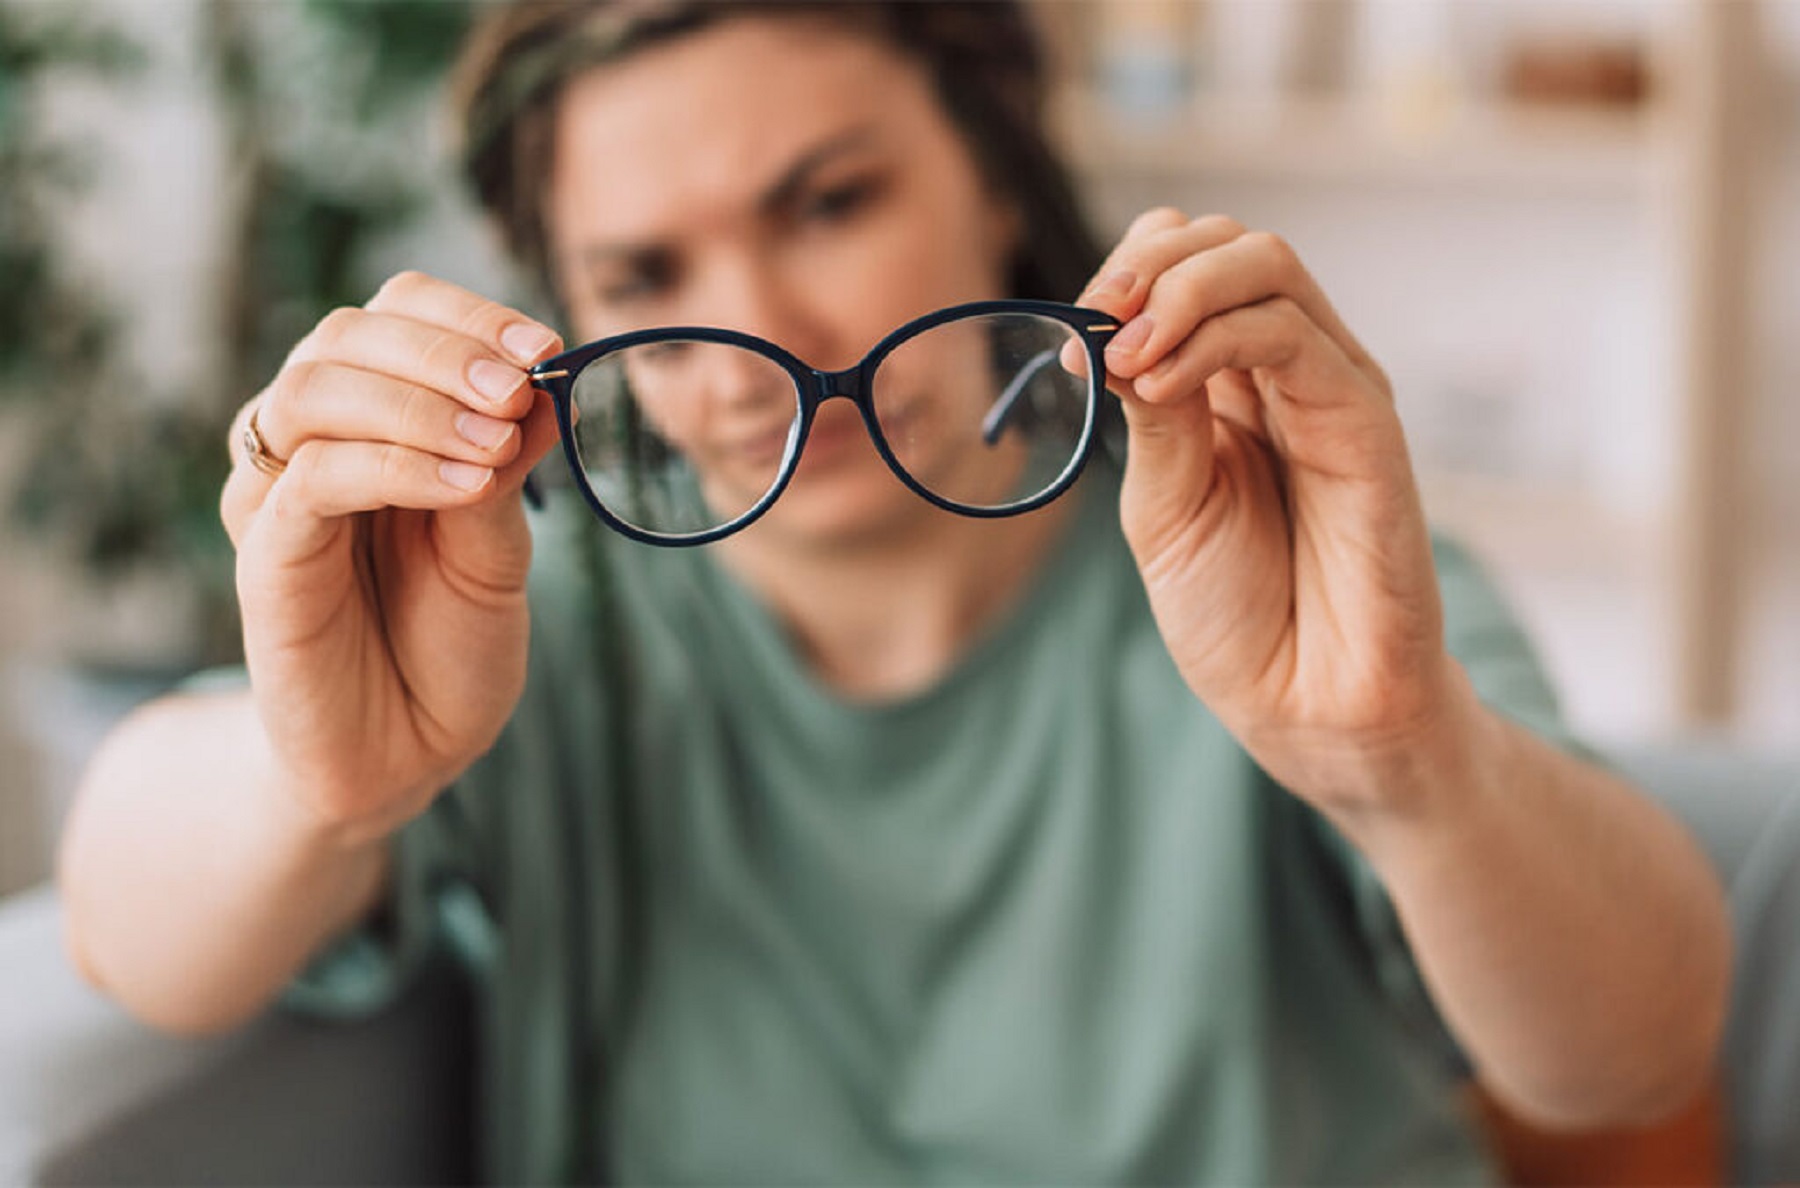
[449,0,1105,321]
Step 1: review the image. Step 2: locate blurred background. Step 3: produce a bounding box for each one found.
[0,0,1796,897]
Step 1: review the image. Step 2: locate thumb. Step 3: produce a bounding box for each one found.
[1115,374,1219,556]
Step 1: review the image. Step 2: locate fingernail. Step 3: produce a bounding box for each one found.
[468,358,524,405]
[1090,269,1136,302]
[1106,315,1154,362]
[501,322,557,364]
[455,411,515,450]
[440,460,493,491]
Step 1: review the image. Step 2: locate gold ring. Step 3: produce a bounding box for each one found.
[242,404,288,477]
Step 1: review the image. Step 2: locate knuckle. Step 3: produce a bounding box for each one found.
[1129,206,1189,237]
[376,442,410,493]
[394,381,440,444]
[455,293,512,341]
[1263,295,1304,324]
[313,306,362,352]
[371,269,429,308]
[1243,230,1298,274]
[1191,213,1249,241]
[279,357,328,413]
[1165,247,1215,289]
[416,326,469,375]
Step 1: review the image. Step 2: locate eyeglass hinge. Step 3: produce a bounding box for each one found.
[533,369,570,381]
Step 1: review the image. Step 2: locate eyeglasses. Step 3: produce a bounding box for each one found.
[524,299,1121,546]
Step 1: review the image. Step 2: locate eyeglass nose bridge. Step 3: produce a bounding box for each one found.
[811,365,865,403]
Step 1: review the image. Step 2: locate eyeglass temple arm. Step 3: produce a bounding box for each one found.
[980,348,1060,446]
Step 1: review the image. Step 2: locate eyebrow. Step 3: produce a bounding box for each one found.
[575,124,884,272]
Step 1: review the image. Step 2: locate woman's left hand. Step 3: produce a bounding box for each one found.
[1079,208,1466,815]
[1076,211,1734,1127]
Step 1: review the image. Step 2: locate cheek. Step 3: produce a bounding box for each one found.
[640,393,703,447]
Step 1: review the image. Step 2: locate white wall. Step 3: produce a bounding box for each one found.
[1076,0,1800,749]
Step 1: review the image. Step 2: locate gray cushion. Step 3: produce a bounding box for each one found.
[0,885,475,1186]
[1612,744,1800,1186]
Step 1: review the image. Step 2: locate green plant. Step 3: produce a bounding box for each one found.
[1,0,477,669]
[0,4,148,567]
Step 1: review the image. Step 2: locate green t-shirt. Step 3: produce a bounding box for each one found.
[283,464,1580,1186]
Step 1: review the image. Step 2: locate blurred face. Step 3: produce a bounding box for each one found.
[544,15,1023,546]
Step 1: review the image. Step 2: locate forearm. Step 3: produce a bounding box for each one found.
[1325,667,1732,1130]
[57,688,391,1037]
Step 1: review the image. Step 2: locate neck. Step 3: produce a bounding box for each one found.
[715,496,1077,702]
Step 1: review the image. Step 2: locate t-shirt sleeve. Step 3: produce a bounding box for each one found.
[1313,531,1598,1076]
[1429,532,1597,763]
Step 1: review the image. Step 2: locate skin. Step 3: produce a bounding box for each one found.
[60,13,1728,1134]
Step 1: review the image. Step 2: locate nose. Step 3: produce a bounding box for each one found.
[706,340,789,411]
[696,255,851,373]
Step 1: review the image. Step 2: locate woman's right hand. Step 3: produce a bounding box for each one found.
[220,271,565,846]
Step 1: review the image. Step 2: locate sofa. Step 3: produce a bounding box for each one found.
[2,743,1795,1186]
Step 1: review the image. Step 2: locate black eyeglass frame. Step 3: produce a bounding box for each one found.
[525,298,1122,547]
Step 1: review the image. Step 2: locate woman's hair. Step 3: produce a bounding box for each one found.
[449,0,1106,319]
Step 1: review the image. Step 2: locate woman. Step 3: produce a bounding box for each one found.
[59,2,1730,1183]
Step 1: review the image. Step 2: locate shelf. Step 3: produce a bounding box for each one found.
[1054,90,1660,196]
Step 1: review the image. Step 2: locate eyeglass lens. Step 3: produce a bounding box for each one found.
[566,312,1090,538]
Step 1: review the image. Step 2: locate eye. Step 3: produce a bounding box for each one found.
[600,272,666,307]
[798,176,881,226]
[595,252,676,307]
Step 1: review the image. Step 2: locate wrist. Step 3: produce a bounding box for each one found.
[249,732,419,862]
[1272,657,1506,838]
[257,768,405,857]
[240,693,448,855]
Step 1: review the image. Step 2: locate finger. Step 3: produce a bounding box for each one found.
[1077,211,1250,320]
[1128,298,1401,484]
[363,270,561,368]
[251,360,526,472]
[1129,297,1336,408]
[1081,207,1189,305]
[1104,231,1381,387]
[286,306,543,424]
[279,438,503,516]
